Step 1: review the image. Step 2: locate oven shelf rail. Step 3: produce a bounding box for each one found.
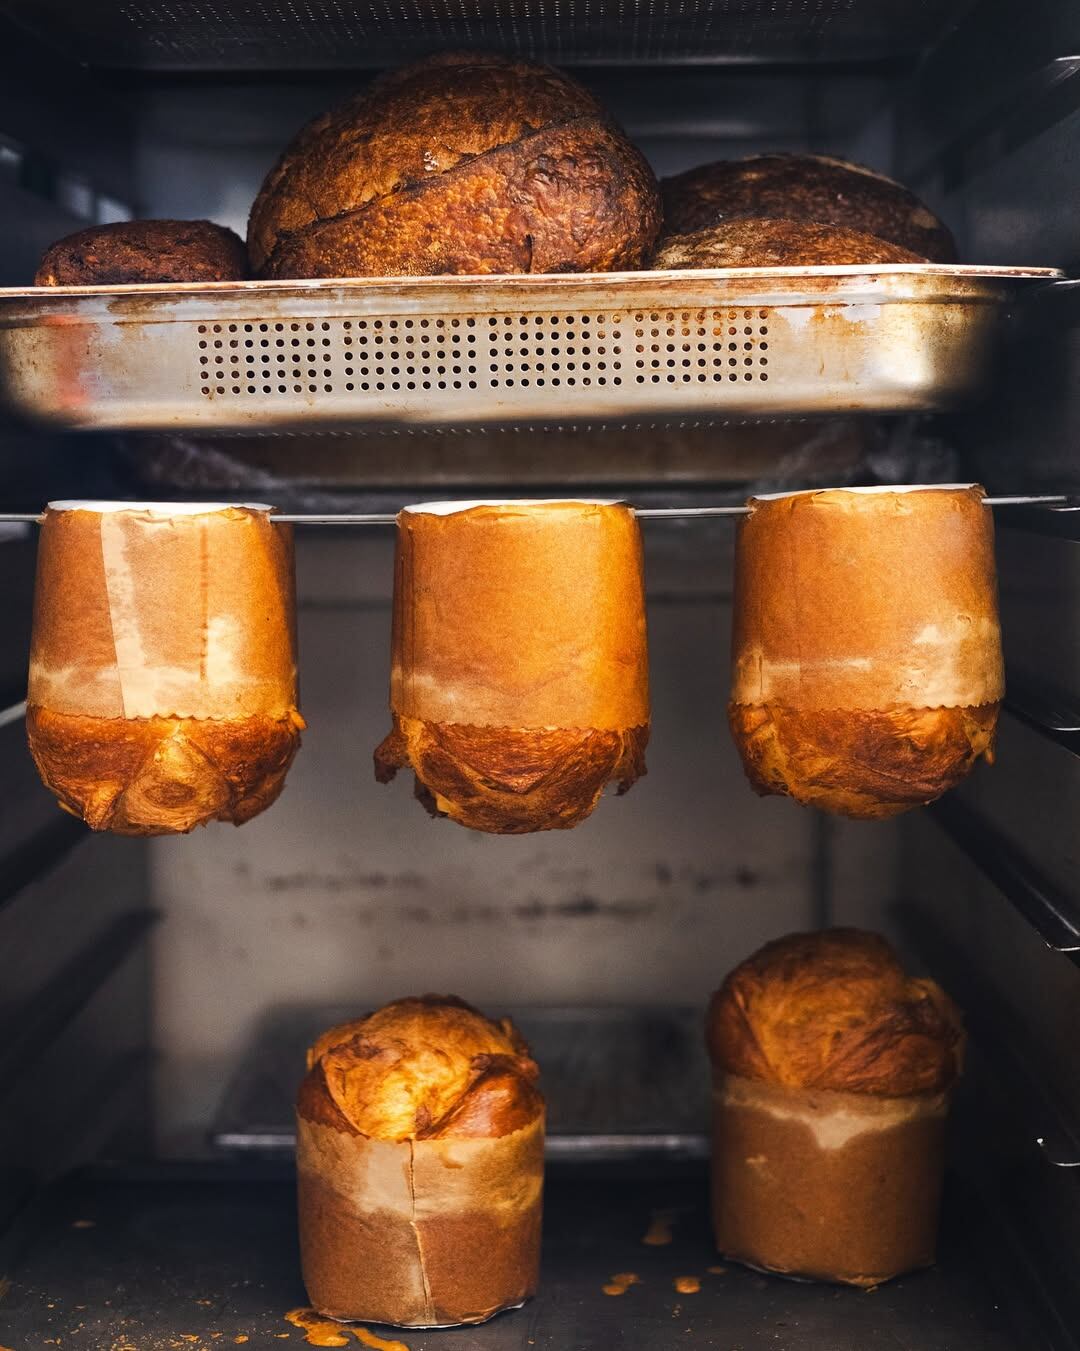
[0,494,1071,527]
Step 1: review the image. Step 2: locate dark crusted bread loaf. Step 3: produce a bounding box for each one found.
[661,154,955,262]
[249,51,661,278]
[36,220,247,285]
[654,218,925,269]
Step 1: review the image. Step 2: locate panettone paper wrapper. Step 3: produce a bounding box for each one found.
[389,501,649,731]
[28,503,298,721]
[297,1112,544,1327]
[712,1072,948,1286]
[730,485,1004,711]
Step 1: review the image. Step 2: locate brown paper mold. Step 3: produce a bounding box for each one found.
[26,501,304,836]
[706,929,964,1286]
[248,51,661,279]
[297,995,545,1327]
[728,485,1004,819]
[374,499,650,833]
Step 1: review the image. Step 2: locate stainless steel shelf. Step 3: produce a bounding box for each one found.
[927,796,1080,961]
[0,267,1058,433]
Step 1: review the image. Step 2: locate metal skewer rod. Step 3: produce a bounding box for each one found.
[0,495,1071,526]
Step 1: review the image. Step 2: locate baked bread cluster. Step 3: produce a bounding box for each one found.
[26,502,304,835]
[297,996,544,1326]
[728,485,1003,818]
[35,65,956,282]
[375,500,650,833]
[708,929,963,1285]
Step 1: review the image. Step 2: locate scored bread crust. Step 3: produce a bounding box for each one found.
[653,217,925,269]
[297,996,544,1325]
[661,153,956,262]
[376,501,650,833]
[35,219,247,285]
[707,928,964,1097]
[375,713,648,833]
[728,702,999,820]
[26,705,304,836]
[249,51,661,278]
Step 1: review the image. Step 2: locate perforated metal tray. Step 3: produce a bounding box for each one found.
[0,266,1059,432]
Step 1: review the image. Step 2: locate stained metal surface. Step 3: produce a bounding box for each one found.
[0,0,981,70]
[0,267,1059,431]
[212,1005,710,1160]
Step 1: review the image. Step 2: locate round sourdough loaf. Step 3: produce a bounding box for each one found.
[26,502,303,835]
[707,929,963,1285]
[728,485,1004,819]
[248,51,661,278]
[297,996,544,1326]
[374,499,650,833]
[653,217,925,268]
[661,153,956,262]
[35,219,247,285]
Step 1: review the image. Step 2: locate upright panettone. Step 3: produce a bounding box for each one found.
[375,500,650,833]
[661,153,956,261]
[249,51,661,278]
[297,996,545,1326]
[26,502,304,835]
[728,485,1004,819]
[707,929,964,1286]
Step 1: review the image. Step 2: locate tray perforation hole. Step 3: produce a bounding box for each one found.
[195,305,774,401]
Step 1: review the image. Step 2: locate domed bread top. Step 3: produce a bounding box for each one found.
[36,219,247,285]
[653,218,924,269]
[249,51,660,278]
[661,153,956,262]
[299,996,542,1142]
[708,928,963,1097]
[730,486,1004,712]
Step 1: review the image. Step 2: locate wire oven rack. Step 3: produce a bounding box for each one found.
[0,266,1060,433]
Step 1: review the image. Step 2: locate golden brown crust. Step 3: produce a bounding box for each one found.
[26,704,304,836]
[375,714,648,834]
[707,929,964,1096]
[299,995,542,1141]
[35,219,247,285]
[728,701,999,819]
[250,52,660,278]
[661,153,956,261]
[653,217,924,269]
